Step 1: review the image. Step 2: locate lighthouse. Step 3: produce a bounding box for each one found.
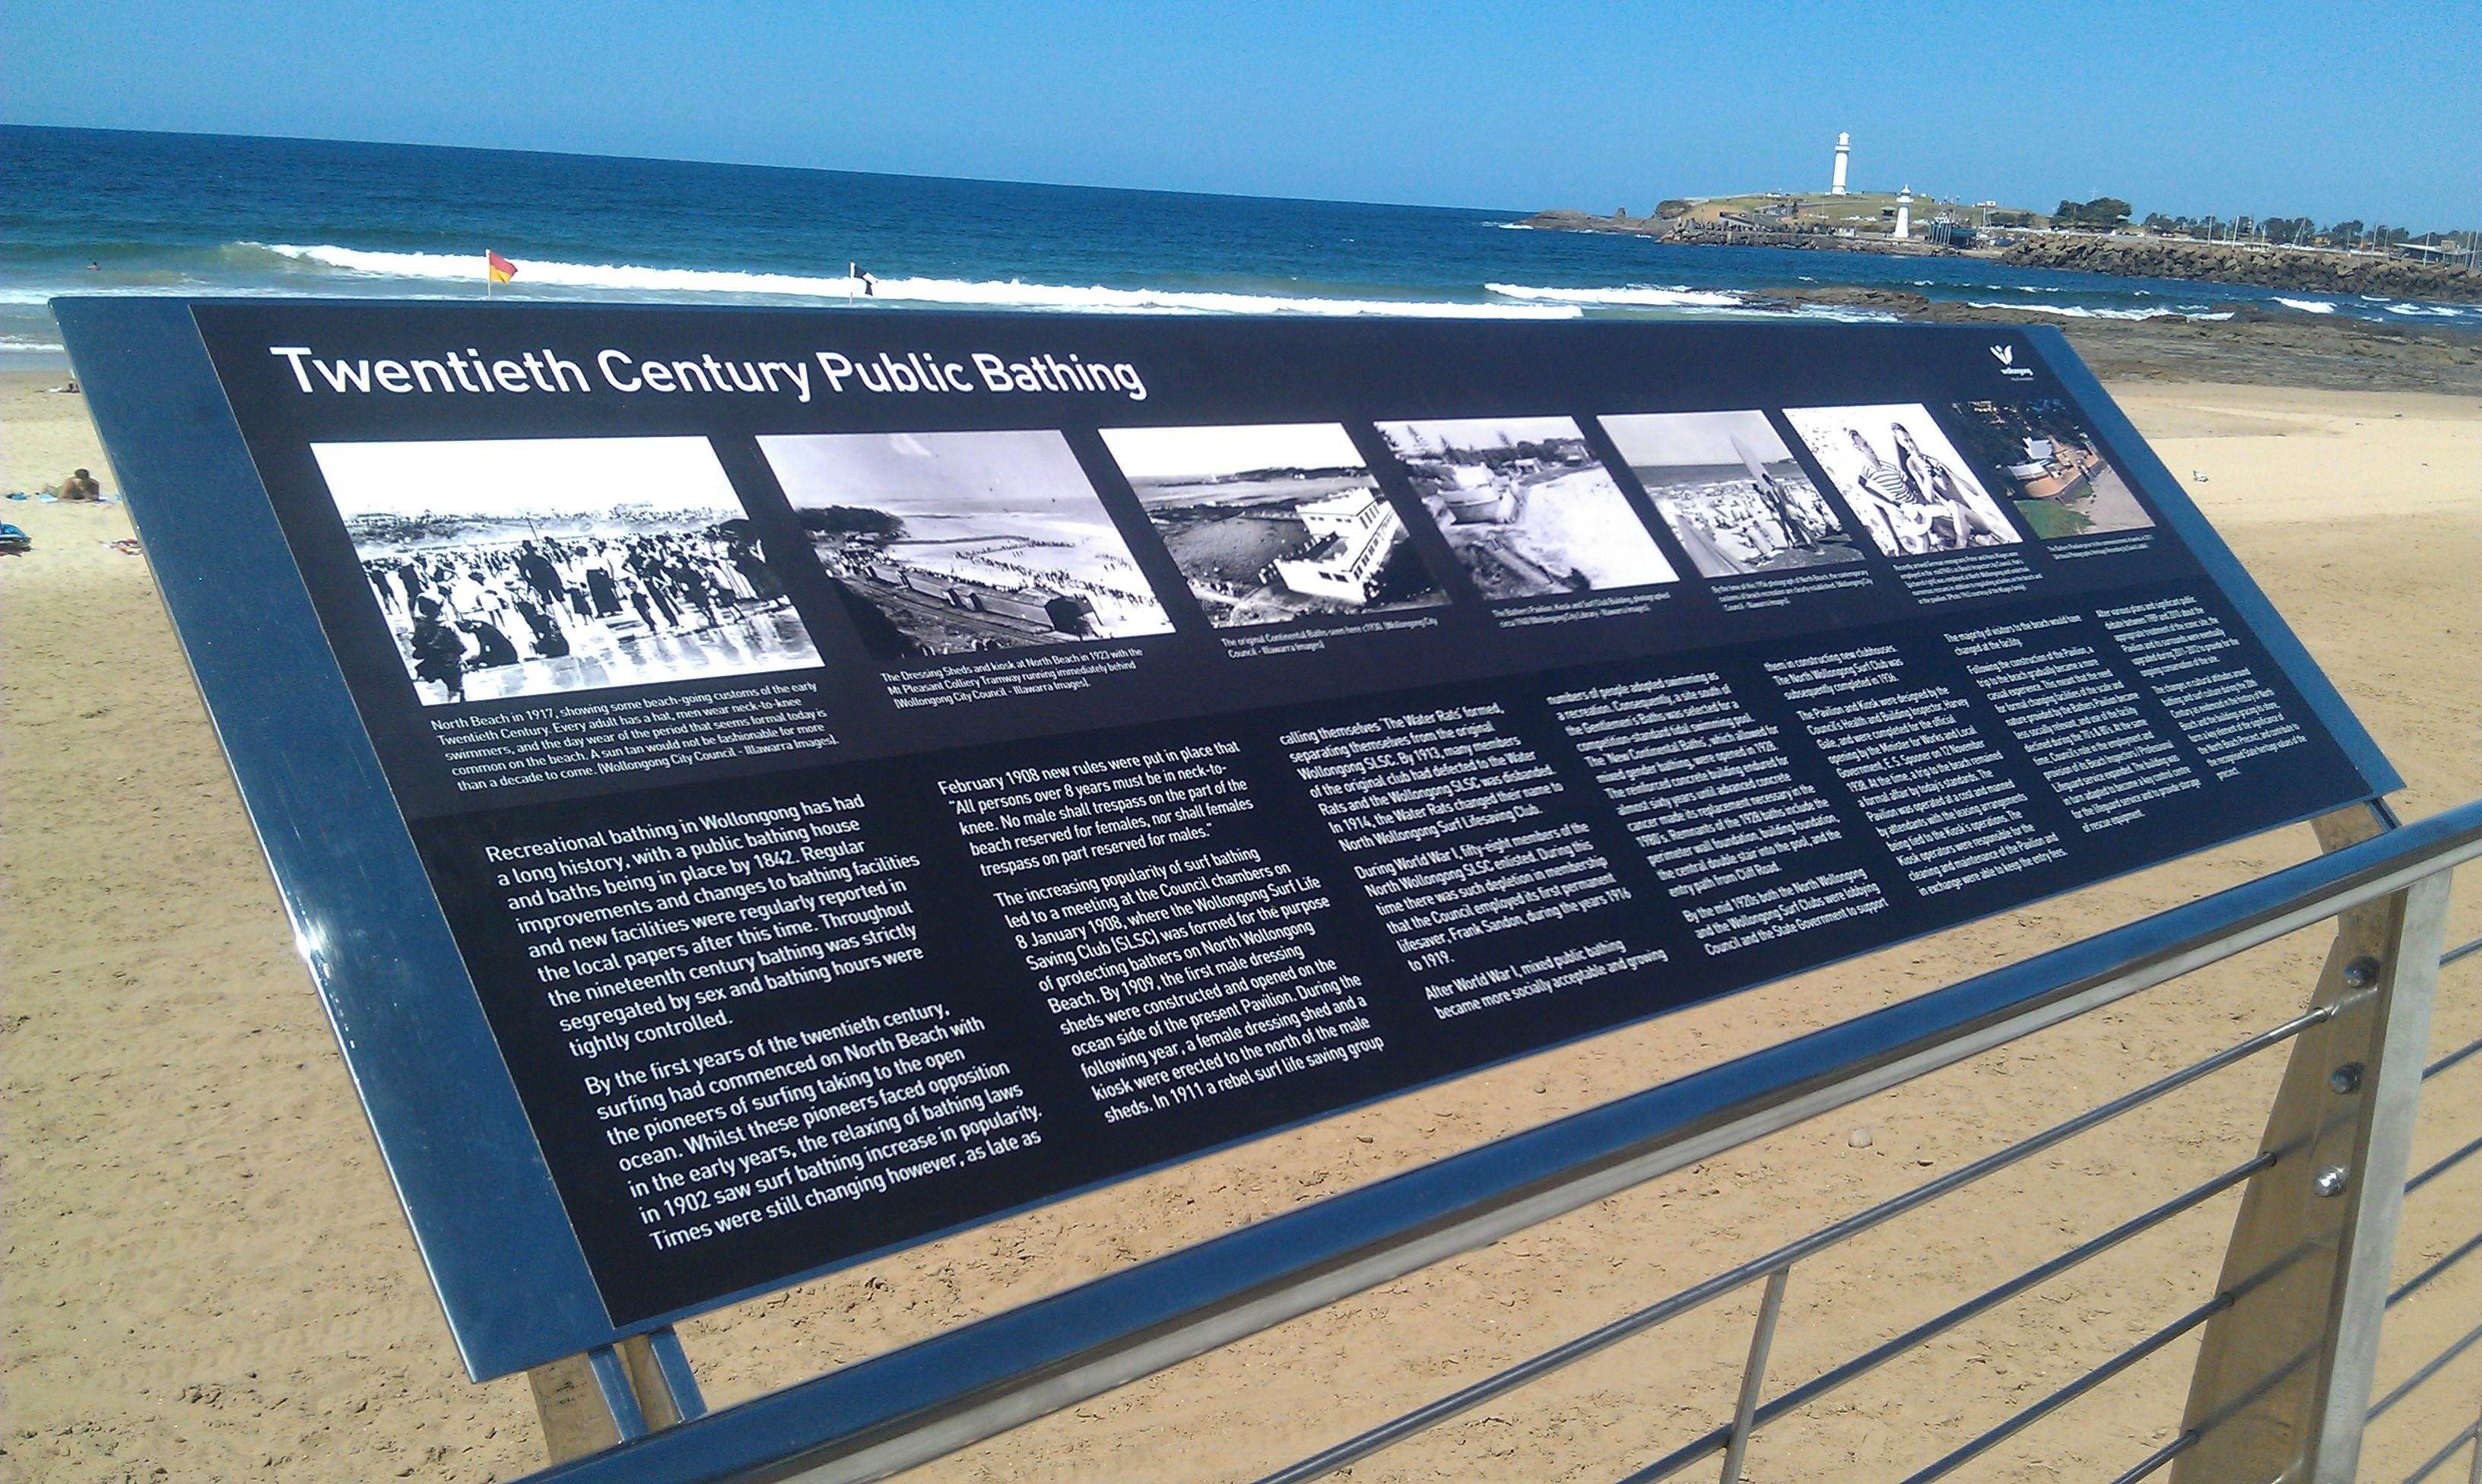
[1830,132,1851,195]
[1893,186,1912,241]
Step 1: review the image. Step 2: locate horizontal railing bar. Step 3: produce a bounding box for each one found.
[2406,1134,2482,1196]
[1894,1291,2234,1484]
[1614,1152,2276,1484]
[2401,1420,2482,1484]
[2425,1032,2482,1083]
[1265,1015,2321,1484]
[2100,1429,2197,1484]
[2442,934,2482,969]
[525,801,2482,1484]
[2387,1230,2482,1309]
[2368,1318,2482,1422]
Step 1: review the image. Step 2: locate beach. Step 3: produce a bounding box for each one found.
[5,361,2477,1482]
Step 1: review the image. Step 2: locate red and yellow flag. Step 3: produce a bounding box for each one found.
[486,249,518,285]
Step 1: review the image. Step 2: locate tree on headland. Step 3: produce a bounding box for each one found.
[2052,197,2131,229]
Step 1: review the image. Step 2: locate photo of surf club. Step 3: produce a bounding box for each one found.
[757,429,1177,661]
[1098,422,1446,629]
[1374,417,1677,601]
[1779,404,2024,556]
[1946,398,2156,540]
[1598,411,1865,577]
[314,436,819,706]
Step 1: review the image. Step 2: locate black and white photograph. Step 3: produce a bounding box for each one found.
[313,436,819,706]
[1098,422,1446,629]
[757,429,1176,660]
[1375,417,1677,601]
[1598,410,1865,577]
[1781,403,2023,556]
[1946,398,2154,541]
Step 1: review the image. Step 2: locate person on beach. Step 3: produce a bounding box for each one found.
[58,469,101,501]
[407,598,468,702]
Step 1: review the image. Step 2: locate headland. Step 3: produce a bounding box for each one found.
[1523,208,2482,304]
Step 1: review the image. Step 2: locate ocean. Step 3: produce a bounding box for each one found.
[5,125,2474,362]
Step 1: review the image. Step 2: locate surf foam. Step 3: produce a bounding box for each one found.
[1486,283,1744,308]
[257,244,1580,319]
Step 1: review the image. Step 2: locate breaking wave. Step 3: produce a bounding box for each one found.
[256,243,1582,319]
[1966,301,2233,322]
[1484,283,1745,308]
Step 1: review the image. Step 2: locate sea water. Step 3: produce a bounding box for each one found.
[4,125,2474,360]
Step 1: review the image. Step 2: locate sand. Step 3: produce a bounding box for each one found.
[5,369,2477,1482]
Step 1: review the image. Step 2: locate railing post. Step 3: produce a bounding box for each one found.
[2300,867,2451,1479]
[528,1328,706,1463]
[1718,1266,1790,1484]
[2173,804,2449,1482]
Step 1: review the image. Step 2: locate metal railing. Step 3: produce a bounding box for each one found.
[522,797,2482,1484]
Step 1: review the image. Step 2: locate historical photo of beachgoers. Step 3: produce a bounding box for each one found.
[757,430,1177,660]
[1945,399,2154,540]
[313,436,819,707]
[1780,404,2024,556]
[1098,422,1446,629]
[1598,411,1864,578]
[1374,417,1677,601]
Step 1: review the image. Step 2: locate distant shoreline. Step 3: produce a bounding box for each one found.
[1521,210,2482,304]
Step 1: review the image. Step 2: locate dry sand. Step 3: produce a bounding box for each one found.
[5,369,2477,1482]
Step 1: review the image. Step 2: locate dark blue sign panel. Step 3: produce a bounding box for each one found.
[59,299,2392,1376]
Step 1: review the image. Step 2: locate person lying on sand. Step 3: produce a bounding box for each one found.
[57,469,101,501]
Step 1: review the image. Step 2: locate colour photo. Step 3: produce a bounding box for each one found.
[1375,417,1676,601]
[1598,410,1864,577]
[314,436,818,707]
[1947,398,2154,540]
[758,429,1176,660]
[1781,403,2023,556]
[1099,422,1445,629]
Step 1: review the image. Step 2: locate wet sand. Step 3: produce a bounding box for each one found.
[5,367,2477,1481]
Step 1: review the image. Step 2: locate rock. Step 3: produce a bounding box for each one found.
[1847,1127,1874,1149]
[1747,286,1933,316]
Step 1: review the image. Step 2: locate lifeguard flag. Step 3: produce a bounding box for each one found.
[486,250,518,284]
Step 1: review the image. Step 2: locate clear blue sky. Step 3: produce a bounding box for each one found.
[5,0,2475,228]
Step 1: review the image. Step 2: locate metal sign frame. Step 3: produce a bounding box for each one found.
[58,296,2400,1384]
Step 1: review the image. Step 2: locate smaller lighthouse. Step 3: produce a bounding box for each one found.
[1830,132,1851,195]
[1893,186,1912,241]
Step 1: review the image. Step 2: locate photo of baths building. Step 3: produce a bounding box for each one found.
[1099,422,1446,629]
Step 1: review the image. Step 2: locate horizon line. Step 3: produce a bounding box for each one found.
[5,120,2473,239]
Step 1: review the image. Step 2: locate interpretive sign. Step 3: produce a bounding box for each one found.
[57,299,2395,1377]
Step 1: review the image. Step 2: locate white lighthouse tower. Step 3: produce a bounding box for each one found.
[1830,132,1851,195]
[1893,186,1913,240]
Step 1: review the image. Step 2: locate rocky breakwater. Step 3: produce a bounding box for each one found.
[2001,235,2482,303]
[1519,211,1964,257]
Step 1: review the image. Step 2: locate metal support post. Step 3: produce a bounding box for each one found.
[2174,804,2449,1482]
[1719,1267,1790,1484]
[528,1328,706,1463]
[2301,868,2452,1479]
